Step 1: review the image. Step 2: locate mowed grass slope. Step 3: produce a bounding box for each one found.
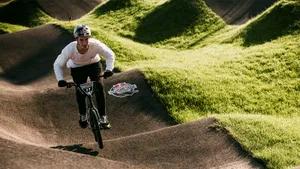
[0,0,55,27]
[1,0,300,168]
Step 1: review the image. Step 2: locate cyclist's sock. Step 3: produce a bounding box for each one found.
[80,115,87,122]
[79,115,88,129]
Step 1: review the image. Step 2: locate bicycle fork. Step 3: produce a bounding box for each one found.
[86,96,101,127]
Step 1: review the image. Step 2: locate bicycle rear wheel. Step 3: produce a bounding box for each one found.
[90,109,103,149]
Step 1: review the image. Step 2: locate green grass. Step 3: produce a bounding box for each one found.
[234,0,300,46]
[215,114,300,169]
[85,0,226,49]
[0,22,27,34]
[0,0,55,27]
[2,0,300,168]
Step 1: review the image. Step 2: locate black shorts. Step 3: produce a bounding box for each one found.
[70,62,102,84]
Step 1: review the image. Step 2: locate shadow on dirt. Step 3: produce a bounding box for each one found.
[51,144,99,156]
[0,24,73,85]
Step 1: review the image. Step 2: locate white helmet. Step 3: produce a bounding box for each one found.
[73,24,91,38]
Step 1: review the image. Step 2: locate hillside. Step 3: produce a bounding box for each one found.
[0,0,300,168]
[0,0,54,27]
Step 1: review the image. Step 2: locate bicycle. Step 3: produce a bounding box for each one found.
[66,80,104,149]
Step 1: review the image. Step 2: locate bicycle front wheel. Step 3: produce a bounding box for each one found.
[90,109,103,149]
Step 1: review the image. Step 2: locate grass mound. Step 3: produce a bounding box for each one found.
[216,114,300,169]
[0,22,27,34]
[88,0,160,40]
[89,0,225,49]
[239,0,300,46]
[134,0,225,48]
[0,0,54,27]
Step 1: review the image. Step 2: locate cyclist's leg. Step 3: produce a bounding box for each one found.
[95,83,106,116]
[88,62,106,116]
[71,66,88,115]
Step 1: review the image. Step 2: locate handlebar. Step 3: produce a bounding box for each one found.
[66,81,96,96]
[66,82,76,89]
[65,74,104,89]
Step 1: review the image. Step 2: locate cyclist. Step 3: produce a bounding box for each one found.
[53,24,115,129]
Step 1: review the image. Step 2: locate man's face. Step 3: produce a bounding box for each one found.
[76,37,89,49]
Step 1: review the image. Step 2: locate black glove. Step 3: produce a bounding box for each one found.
[103,71,113,79]
[58,80,67,87]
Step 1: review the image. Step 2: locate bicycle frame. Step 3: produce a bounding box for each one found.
[67,81,104,149]
[76,82,101,126]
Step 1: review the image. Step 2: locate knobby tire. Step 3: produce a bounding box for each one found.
[90,109,103,149]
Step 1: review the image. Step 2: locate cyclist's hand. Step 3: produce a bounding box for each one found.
[58,80,67,87]
[103,70,113,79]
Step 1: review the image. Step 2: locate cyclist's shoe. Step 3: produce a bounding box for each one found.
[79,115,88,129]
[100,115,111,130]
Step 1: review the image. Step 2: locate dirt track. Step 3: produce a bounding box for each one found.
[0,23,265,169]
[36,0,104,21]
[205,0,277,24]
[0,0,279,168]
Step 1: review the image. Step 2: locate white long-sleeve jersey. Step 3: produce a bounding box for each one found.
[53,38,115,81]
